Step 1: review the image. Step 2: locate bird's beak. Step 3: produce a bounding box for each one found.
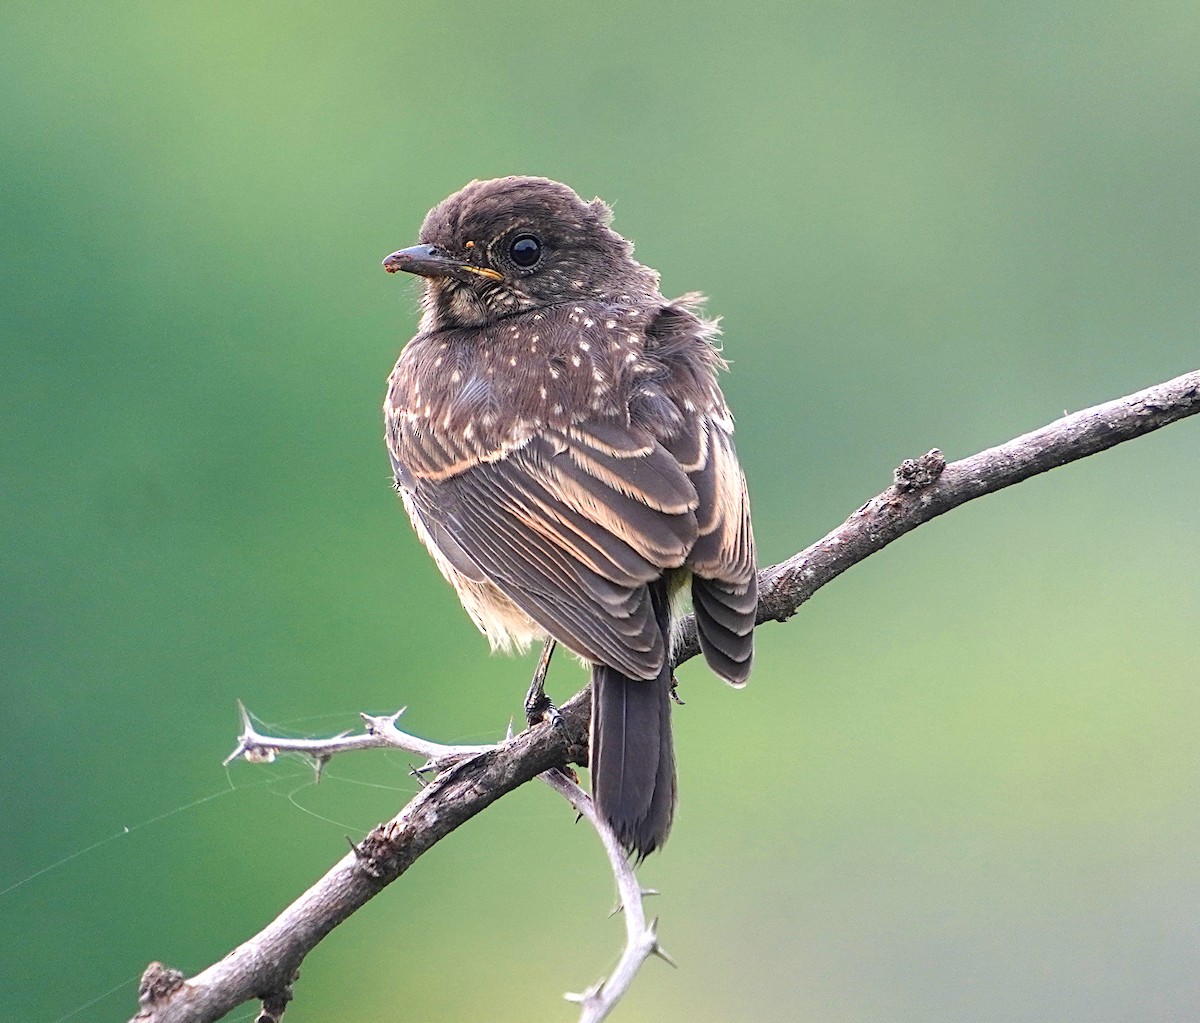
[382,244,504,283]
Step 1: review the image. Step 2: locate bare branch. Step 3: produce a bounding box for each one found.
[225,709,665,1022]
[675,368,1200,658]
[542,770,669,1023]
[226,710,666,1021]
[130,369,1200,1023]
[135,708,589,1023]
[224,700,495,769]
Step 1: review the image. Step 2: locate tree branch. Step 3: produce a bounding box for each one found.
[681,368,1200,656]
[222,707,667,1023]
[130,369,1200,1023]
[544,770,673,1023]
[222,702,496,772]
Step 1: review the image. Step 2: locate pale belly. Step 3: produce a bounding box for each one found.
[399,489,546,655]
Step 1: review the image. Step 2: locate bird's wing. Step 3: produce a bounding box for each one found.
[393,416,700,680]
[659,404,757,685]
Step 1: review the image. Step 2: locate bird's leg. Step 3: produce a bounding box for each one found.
[524,638,565,731]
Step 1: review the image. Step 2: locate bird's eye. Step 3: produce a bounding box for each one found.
[508,234,542,269]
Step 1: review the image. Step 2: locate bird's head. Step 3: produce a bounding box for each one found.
[383,176,659,330]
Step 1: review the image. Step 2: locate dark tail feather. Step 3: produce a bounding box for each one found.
[590,584,676,858]
[692,574,755,686]
[591,663,676,857]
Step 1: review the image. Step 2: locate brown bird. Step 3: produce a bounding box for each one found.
[381,176,755,857]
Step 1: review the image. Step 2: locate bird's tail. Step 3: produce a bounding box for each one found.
[590,583,676,858]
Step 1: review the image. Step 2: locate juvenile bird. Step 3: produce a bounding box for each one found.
[382,176,755,857]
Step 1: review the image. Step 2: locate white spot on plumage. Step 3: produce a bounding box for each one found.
[625,351,638,363]
[552,403,563,415]
[450,370,462,383]
[606,320,616,329]
[579,341,590,352]
[571,355,581,367]
[584,318,594,327]
[509,356,517,366]
[539,386,547,399]
[711,407,735,431]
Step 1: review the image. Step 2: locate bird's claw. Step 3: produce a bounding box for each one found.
[524,693,567,734]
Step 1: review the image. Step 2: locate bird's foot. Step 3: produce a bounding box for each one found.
[523,637,566,732]
[524,691,567,733]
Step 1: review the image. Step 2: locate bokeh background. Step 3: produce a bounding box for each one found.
[3,3,1199,1021]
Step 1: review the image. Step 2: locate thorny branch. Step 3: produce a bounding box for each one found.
[545,770,675,1023]
[224,706,666,1023]
[130,369,1200,1023]
[229,707,658,1023]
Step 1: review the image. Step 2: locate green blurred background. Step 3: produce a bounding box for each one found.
[3,3,1199,1021]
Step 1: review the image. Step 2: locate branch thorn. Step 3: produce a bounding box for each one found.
[647,919,677,968]
[311,754,330,783]
[224,700,277,766]
[650,941,678,969]
[564,980,604,1004]
[361,707,407,734]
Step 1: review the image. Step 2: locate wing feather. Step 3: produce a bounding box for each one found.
[387,305,757,687]
[401,418,702,679]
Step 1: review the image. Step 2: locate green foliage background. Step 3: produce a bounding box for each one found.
[3,3,1198,1021]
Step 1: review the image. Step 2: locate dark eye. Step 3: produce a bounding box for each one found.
[508,234,542,269]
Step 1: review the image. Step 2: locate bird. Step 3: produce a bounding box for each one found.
[381,176,756,857]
